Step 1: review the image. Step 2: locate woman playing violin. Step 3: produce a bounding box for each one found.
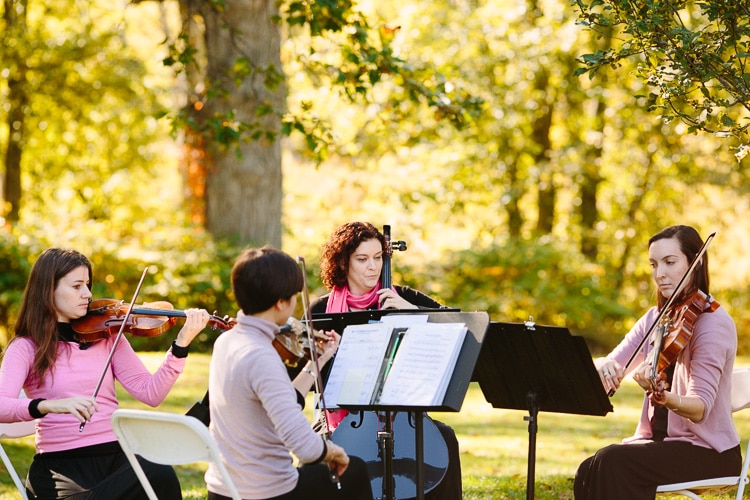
[574,225,741,499]
[0,247,212,499]
[205,246,372,500]
[311,221,462,500]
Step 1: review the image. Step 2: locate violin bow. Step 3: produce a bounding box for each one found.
[612,231,716,396]
[80,267,148,432]
[297,256,340,489]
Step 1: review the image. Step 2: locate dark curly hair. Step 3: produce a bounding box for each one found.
[320,222,386,289]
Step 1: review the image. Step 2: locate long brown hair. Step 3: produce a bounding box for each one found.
[13,248,92,382]
[648,225,709,310]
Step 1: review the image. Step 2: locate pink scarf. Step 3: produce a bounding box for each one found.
[326,283,383,313]
[324,281,395,429]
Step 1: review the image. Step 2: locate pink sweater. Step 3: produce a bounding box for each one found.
[0,336,185,453]
[205,312,326,499]
[608,304,739,452]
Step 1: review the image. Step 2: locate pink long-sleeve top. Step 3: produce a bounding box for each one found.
[607,303,739,452]
[0,335,186,453]
[205,312,326,499]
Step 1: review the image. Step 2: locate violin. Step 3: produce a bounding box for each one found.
[71,298,235,343]
[649,289,719,390]
[273,318,330,368]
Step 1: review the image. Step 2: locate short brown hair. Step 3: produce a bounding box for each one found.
[231,246,303,314]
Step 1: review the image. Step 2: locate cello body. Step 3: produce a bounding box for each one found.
[331,410,449,499]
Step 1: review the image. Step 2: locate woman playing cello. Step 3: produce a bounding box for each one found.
[311,221,462,500]
[0,247,212,498]
[574,225,741,499]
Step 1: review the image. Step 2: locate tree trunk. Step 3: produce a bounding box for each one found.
[506,156,523,238]
[2,0,28,223]
[531,68,555,235]
[179,0,284,247]
[578,27,612,260]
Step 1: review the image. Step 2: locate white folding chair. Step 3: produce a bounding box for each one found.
[656,368,750,499]
[0,419,36,500]
[111,409,241,500]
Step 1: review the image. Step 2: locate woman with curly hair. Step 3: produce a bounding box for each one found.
[311,221,462,500]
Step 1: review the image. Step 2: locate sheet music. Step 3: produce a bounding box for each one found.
[323,322,394,408]
[377,323,468,406]
[380,314,429,327]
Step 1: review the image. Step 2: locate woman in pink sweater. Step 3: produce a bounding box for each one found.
[0,248,211,499]
[574,225,741,499]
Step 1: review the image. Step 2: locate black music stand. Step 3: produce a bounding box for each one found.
[330,311,489,500]
[472,320,612,500]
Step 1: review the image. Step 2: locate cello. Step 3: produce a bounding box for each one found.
[330,225,449,500]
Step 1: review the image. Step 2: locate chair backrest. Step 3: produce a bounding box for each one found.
[0,420,36,440]
[0,419,36,500]
[731,368,750,412]
[111,409,241,500]
[655,368,750,500]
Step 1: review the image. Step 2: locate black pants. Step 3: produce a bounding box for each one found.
[574,440,741,499]
[27,446,181,500]
[426,420,462,500]
[208,456,372,500]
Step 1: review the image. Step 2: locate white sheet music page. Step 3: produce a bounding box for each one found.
[323,322,394,408]
[377,322,468,406]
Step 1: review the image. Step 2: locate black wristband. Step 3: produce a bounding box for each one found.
[312,437,327,464]
[170,341,189,358]
[29,398,46,418]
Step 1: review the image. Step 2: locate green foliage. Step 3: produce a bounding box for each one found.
[1,0,179,228]
[4,0,750,359]
[572,0,750,151]
[434,237,633,352]
[0,232,34,345]
[164,0,484,163]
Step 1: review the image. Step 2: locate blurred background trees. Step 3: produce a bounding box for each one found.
[2,0,749,355]
[573,0,750,157]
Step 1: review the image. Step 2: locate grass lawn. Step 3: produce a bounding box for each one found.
[1,353,749,499]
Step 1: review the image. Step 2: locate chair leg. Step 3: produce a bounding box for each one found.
[120,452,159,500]
[0,445,29,500]
[735,476,749,500]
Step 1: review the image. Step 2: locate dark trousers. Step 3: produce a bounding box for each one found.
[27,450,181,500]
[574,440,741,499]
[426,420,462,500]
[208,456,373,500]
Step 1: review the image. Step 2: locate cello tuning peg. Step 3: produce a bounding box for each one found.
[524,316,536,330]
